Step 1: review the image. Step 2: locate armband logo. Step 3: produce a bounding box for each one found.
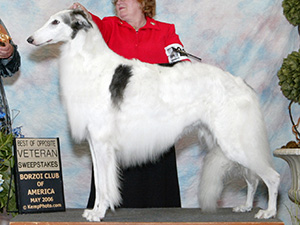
[165,44,188,63]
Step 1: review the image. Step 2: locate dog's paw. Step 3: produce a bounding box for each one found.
[82,209,104,222]
[232,205,252,213]
[254,209,276,219]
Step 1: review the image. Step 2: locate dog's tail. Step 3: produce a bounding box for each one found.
[198,145,231,212]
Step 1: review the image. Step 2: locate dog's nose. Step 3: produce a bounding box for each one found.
[27,37,34,44]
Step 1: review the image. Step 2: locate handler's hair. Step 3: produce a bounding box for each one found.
[112,0,156,18]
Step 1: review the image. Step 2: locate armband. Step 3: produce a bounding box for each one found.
[165,43,189,63]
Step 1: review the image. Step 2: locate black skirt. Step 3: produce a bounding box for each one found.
[87,146,181,208]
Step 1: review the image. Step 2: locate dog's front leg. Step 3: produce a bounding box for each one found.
[82,138,120,222]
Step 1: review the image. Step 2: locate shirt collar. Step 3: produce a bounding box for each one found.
[117,17,160,31]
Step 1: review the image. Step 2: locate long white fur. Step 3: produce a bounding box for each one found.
[27,9,280,222]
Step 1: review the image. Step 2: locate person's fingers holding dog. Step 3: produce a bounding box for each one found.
[70,2,92,20]
[0,41,13,59]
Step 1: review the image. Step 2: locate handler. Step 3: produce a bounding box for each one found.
[0,19,20,133]
[71,0,189,208]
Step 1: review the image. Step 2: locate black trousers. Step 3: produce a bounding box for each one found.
[87,146,181,208]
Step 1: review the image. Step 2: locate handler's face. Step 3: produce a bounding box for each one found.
[116,0,143,21]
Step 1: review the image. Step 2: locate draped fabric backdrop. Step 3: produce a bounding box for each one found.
[0,0,299,224]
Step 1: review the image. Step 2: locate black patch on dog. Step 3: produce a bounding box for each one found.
[109,64,133,108]
[70,10,93,39]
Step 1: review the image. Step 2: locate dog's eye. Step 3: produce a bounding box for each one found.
[52,20,60,25]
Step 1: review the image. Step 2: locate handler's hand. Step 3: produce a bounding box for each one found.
[70,3,92,20]
[0,41,13,59]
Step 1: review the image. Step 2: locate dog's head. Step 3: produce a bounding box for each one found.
[27,9,93,46]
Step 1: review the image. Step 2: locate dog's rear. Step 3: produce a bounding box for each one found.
[197,88,279,218]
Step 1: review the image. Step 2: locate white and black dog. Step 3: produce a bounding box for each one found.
[27,9,280,222]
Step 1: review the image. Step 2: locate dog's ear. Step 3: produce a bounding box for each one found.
[71,10,93,31]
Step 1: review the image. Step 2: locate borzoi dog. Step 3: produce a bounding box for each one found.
[27,9,280,222]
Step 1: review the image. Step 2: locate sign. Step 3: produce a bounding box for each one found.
[14,138,65,213]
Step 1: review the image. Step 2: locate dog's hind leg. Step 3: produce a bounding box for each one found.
[82,136,120,222]
[253,167,280,219]
[218,145,279,218]
[233,169,259,213]
[221,135,279,218]
[212,101,280,218]
[219,142,279,218]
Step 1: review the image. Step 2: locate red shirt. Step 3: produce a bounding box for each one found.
[91,14,188,64]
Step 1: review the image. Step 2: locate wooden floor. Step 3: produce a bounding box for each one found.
[9,208,284,225]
